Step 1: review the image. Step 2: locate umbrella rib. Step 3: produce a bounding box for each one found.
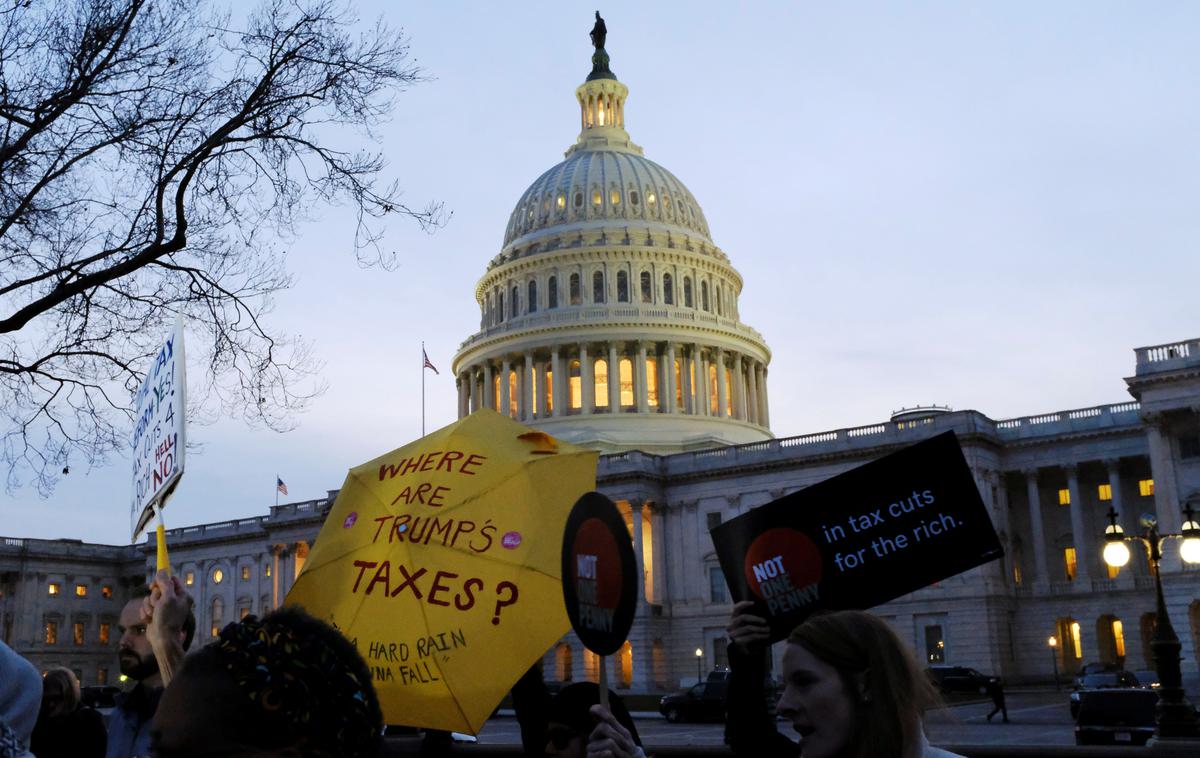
[407,575,475,733]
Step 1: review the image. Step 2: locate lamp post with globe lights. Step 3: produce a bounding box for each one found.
[695,647,704,685]
[1101,504,1200,739]
[1048,636,1060,690]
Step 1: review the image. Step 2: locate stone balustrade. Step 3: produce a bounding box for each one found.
[1135,338,1200,374]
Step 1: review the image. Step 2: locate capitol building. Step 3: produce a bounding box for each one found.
[3,31,1200,698]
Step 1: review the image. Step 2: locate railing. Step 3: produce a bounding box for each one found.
[993,401,1141,439]
[1135,338,1200,374]
[2,538,24,547]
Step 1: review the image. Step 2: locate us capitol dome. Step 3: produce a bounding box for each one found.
[452,23,772,452]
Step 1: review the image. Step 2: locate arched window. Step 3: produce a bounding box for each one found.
[528,280,538,313]
[594,358,609,409]
[716,286,723,316]
[568,360,581,411]
[683,277,693,308]
[511,286,519,318]
[497,291,505,322]
[630,189,640,206]
[569,273,581,305]
[640,271,652,303]
[617,271,629,302]
[548,276,558,309]
[492,373,500,411]
[619,358,634,409]
[592,188,602,207]
[663,273,674,305]
[593,271,606,304]
[573,191,583,209]
[556,643,573,682]
[211,597,224,638]
[508,370,519,417]
[646,356,658,408]
[701,281,710,311]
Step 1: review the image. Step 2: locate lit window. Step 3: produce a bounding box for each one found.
[1012,564,1022,586]
[45,621,57,645]
[1112,619,1125,659]
[240,606,250,620]
[709,364,718,415]
[646,357,658,408]
[75,584,87,597]
[241,566,250,581]
[265,563,271,578]
[101,586,112,599]
[1058,488,1070,506]
[185,571,194,586]
[646,191,656,206]
[1139,479,1154,497]
[99,623,110,645]
[924,625,945,663]
[74,622,84,645]
[545,367,554,413]
[97,667,107,685]
[619,358,634,408]
[213,569,224,584]
[594,359,609,409]
[509,370,519,417]
[1064,547,1077,581]
[48,583,60,596]
[1098,484,1112,501]
[725,367,733,416]
[556,194,565,210]
[492,373,500,411]
[610,188,620,206]
[1070,621,1083,659]
[592,188,602,206]
[1107,562,1120,580]
[568,360,581,410]
[674,359,683,410]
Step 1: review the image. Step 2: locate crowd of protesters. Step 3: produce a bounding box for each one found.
[2,570,965,758]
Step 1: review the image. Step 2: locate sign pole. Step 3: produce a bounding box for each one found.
[155,503,171,576]
[598,654,609,710]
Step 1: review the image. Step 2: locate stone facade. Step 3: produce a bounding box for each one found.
[4,338,1200,690]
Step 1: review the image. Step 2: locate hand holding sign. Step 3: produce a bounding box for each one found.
[712,432,1003,642]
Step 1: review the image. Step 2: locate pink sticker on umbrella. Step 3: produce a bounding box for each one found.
[343,512,358,529]
[501,531,522,549]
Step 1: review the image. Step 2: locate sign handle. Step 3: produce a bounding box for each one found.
[597,653,608,710]
[155,505,171,576]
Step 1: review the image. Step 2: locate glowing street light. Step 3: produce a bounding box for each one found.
[695,646,704,685]
[1047,636,1060,691]
[1100,505,1200,738]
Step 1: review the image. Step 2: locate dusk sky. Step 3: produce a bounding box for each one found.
[4,1,1198,545]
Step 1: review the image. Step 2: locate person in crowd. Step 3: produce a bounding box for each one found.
[0,640,41,758]
[30,667,106,757]
[106,573,196,758]
[512,663,645,758]
[726,600,964,758]
[985,677,1008,723]
[148,603,383,757]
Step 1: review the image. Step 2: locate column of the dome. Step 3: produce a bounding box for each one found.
[680,347,694,414]
[665,343,677,414]
[715,347,727,419]
[745,360,759,425]
[635,342,648,414]
[500,357,512,418]
[656,343,668,413]
[759,365,770,428]
[580,342,593,415]
[550,348,563,417]
[732,354,746,421]
[455,374,465,418]
[523,351,535,421]
[481,362,493,411]
[537,357,549,418]
[607,342,620,414]
[692,344,707,416]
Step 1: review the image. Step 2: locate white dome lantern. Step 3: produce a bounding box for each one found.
[452,19,772,453]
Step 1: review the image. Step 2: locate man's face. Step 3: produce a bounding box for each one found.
[117,599,158,680]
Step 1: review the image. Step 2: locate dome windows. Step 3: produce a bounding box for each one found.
[683,277,693,308]
[640,272,652,303]
[701,281,710,311]
[617,271,629,302]
[592,188,602,207]
[663,273,674,305]
[556,194,566,210]
[630,190,639,206]
[528,280,538,313]
[646,191,656,206]
[574,192,583,209]
[569,273,582,305]
[610,188,621,206]
[548,276,558,309]
[593,271,606,303]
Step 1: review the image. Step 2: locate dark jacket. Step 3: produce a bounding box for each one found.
[724,642,799,757]
[30,705,106,758]
[104,683,162,758]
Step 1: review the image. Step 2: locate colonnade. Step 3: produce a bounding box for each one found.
[456,340,768,427]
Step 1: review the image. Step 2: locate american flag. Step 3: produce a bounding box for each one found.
[276,477,288,496]
[423,349,439,375]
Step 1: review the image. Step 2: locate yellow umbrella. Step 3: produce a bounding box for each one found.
[286,409,598,734]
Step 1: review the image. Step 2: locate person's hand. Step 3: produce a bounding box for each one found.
[585,704,642,758]
[727,600,770,653]
[142,569,193,649]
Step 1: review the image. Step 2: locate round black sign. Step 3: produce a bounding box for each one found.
[561,491,637,656]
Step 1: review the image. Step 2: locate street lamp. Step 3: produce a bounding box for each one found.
[1047,636,1060,691]
[1102,505,1200,739]
[695,646,704,685]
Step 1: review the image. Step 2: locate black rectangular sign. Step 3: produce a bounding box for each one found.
[711,431,1002,642]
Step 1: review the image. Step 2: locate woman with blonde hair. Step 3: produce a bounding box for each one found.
[726,602,963,758]
[30,667,105,757]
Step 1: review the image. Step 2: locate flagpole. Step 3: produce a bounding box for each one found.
[421,341,426,436]
[275,475,279,508]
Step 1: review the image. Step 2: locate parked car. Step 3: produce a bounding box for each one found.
[1074,688,1157,746]
[659,674,729,723]
[1073,661,1122,688]
[925,666,996,696]
[80,685,121,709]
[1131,669,1161,690]
[1070,670,1141,718]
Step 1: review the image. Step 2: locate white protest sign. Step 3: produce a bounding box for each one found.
[131,320,187,540]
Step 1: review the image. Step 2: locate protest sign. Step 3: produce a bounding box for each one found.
[131,320,187,541]
[711,431,1002,642]
[561,491,637,657]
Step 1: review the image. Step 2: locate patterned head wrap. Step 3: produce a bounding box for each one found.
[208,609,381,758]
